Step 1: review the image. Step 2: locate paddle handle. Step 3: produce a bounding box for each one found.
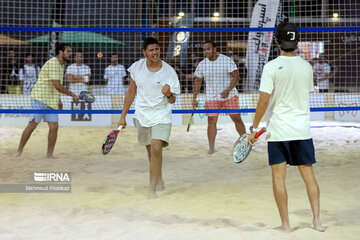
[255,127,266,139]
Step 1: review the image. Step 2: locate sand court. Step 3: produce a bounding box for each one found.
[0,121,359,239]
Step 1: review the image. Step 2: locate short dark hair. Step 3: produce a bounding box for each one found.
[204,41,217,48]
[25,53,34,58]
[55,42,70,56]
[142,37,159,50]
[110,53,118,57]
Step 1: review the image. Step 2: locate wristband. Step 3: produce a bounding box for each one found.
[249,126,258,133]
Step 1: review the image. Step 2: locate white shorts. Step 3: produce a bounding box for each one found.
[133,118,171,147]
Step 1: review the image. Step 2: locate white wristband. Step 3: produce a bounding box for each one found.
[83,76,89,83]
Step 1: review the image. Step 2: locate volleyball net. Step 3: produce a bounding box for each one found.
[0,0,359,115]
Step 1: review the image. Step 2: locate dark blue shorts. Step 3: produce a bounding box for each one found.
[267,139,316,166]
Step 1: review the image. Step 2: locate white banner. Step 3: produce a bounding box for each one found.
[245,0,280,92]
[59,96,112,126]
[0,96,31,127]
[310,94,325,121]
[334,95,360,122]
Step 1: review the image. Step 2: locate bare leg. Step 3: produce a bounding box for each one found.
[146,145,151,161]
[271,162,292,233]
[298,165,326,232]
[146,144,164,192]
[229,114,246,136]
[47,122,58,158]
[15,120,38,157]
[207,116,218,154]
[148,139,164,198]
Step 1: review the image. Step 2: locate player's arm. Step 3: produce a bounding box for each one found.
[248,92,270,145]
[221,70,240,98]
[192,77,203,107]
[52,80,79,102]
[118,77,137,128]
[66,74,84,83]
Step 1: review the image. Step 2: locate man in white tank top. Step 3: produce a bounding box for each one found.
[248,22,326,233]
[117,37,180,199]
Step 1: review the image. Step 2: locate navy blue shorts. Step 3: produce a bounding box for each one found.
[267,139,316,166]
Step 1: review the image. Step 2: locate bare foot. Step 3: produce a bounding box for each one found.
[148,191,157,199]
[156,180,165,191]
[313,219,327,232]
[208,149,215,154]
[46,155,57,159]
[13,152,22,158]
[274,225,293,233]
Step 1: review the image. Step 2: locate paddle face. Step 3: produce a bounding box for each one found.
[102,126,122,155]
[79,91,96,103]
[233,134,252,163]
[233,128,266,163]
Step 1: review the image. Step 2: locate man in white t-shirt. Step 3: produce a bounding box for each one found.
[312,53,337,93]
[92,53,127,95]
[192,41,246,154]
[117,37,180,199]
[248,22,326,233]
[19,54,40,95]
[65,51,91,95]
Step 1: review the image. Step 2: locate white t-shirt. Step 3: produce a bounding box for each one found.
[194,54,238,101]
[19,64,40,95]
[104,64,127,94]
[313,62,331,90]
[66,64,91,95]
[128,58,180,127]
[259,56,314,142]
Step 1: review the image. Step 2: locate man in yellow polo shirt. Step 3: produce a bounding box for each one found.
[15,43,79,158]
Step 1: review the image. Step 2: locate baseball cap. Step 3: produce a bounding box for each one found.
[275,22,298,49]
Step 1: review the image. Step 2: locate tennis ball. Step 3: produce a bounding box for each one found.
[97,52,103,58]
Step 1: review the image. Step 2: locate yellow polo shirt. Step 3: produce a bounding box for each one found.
[31,57,64,109]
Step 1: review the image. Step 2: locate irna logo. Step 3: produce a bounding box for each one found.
[34,172,71,182]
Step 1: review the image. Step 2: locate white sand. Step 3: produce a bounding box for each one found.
[0,121,359,240]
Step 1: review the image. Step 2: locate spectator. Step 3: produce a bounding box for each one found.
[66,51,91,95]
[19,53,41,95]
[92,53,127,95]
[2,49,21,94]
[312,53,338,93]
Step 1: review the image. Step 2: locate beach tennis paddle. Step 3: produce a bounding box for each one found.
[187,106,197,132]
[233,127,266,164]
[79,91,96,103]
[102,126,123,155]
